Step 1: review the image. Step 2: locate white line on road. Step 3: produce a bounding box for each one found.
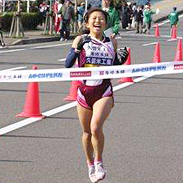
[142,42,158,46]
[58,58,66,62]
[167,36,183,42]
[0,67,27,72]
[0,75,152,136]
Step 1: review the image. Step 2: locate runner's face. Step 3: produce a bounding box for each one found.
[102,0,110,8]
[87,11,106,36]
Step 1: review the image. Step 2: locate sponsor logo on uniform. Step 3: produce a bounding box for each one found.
[174,64,183,70]
[70,71,91,77]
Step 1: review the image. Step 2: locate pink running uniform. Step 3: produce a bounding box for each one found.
[77,36,115,109]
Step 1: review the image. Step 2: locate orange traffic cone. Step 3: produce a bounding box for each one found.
[63,80,81,101]
[171,25,177,39]
[152,42,161,63]
[117,48,134,83]
[155,24,160,38]
[16,66,45,118]
[174,39,182,61]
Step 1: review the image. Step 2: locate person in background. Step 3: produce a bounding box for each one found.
[77,2,85,33]
[168,7,179,28]
[65,7,128,183]
[0,12,5,48]
[143,4,155,34]
[39,1,49,26]
[134,5,143,33]
[131,2,137,28]
[58,0,74,41]
[121,2,128,30]
[102,0,120,38]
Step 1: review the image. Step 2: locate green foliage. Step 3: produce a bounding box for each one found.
[0,12,43,31]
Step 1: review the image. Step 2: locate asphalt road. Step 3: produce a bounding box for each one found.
[0,17,183,183]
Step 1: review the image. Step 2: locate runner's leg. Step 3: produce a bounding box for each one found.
[77,104,94,163]
[91,97,113,161]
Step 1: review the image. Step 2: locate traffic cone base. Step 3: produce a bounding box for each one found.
[64,80,81,101]
[16,112,45,118]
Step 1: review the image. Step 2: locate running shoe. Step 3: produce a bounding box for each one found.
[88,165,97,183]
[94,161,106,182]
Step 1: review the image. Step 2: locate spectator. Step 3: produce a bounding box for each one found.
[134,5,143,33]
[143,4,155,34]
[102,0,120,38]
[131,2,137,28]
[39,1,49,25]
[53,0,63,34]
[126,2,133,30]
[77,2,85,33]
[58,0,74,41]
[121,2,128,29]
[168,7,179,28]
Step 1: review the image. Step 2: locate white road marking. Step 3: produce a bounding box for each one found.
[142,42,158,46]
[167,36,183,42]
[0,75,152,135]
[33,43,72,49]
[0,66,27,72]
[58,58,66,62]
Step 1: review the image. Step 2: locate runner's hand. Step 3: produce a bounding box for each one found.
[117,47,129,64]
[77,35,91,51]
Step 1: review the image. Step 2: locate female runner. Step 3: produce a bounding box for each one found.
[65,7,128,182]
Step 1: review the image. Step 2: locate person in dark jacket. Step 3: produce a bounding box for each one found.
[134,5,143,33]
[58,0,74,41]
[121,3,128,29]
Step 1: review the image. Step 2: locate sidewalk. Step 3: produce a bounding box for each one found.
[3,0,183,46]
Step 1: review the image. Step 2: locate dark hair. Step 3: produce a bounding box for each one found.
[84,7,109,24]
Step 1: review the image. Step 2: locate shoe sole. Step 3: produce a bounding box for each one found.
[95,174,106,182]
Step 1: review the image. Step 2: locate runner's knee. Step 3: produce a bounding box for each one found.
[90,124,102,137]
[82,132,92,141]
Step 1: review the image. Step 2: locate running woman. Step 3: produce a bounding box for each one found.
[65,7,128,182]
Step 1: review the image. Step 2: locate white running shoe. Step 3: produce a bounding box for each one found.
[88,165,97,183]
[94,161,106,182]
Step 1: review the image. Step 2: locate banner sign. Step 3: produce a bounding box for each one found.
[0,61,183,83]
